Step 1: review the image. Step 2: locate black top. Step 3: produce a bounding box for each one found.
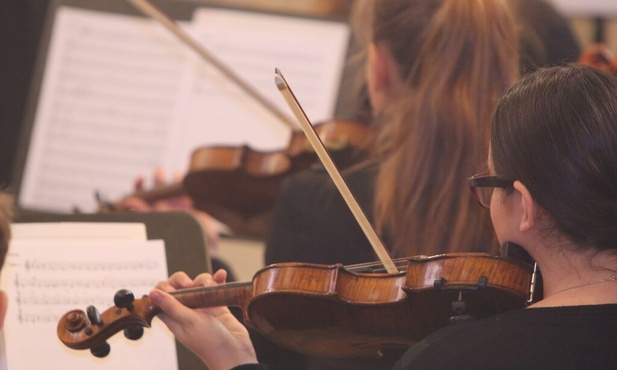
[393,304,617,370]
[238,304,617,370]
[265,161,381,266]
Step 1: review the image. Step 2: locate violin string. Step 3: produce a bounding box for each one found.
[354,258,409,270]
[345,258,410,273]
[169,260,410,298]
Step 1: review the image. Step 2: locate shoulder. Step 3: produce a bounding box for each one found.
[393,305,617,370]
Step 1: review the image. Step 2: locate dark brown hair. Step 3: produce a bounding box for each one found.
[491,65,617,250]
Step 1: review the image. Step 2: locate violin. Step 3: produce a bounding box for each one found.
[57,253,533,359]
[183,119,371,228]
[285,119,372,168]
[578,44,617,74]
[103,119,371,235]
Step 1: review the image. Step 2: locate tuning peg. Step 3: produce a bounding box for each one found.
[114,289,135,310]
[86,305,103,326]
[124,326,144,340]
[90,342,111,358]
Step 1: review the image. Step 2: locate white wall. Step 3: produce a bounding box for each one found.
[548,0,617,16]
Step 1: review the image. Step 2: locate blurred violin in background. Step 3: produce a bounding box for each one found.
[183,118,371,234]
[102,118,372,236]
[578,44,617,74]
[578,16,617,75]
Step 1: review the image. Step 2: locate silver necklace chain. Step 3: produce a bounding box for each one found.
[549,276,617,296]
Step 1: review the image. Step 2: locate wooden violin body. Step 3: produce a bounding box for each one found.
[183,119,371,229]
[182,144,292,223]
[103,119,371,236]
[58,253,532,358]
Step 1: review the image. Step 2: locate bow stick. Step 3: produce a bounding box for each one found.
[125,0,296,129]
[274,68,398,273]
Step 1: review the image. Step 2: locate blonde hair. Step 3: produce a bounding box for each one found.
[355,0,520,257]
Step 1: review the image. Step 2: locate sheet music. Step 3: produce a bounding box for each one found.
[547,0,617,15]
[0,239,177,370]
[174,8,350,159]
[18,6,350,213]
[10,222,147,241]
[19,7,194,213]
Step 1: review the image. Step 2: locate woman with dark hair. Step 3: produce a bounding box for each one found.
[392,63,617,369]
[149,64,617,370]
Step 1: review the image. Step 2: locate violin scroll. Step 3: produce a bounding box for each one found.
[57,289,157,357]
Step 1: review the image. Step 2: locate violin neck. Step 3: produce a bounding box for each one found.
[169,281,253,309]
[133,182,185,203]
[101,182,185,212]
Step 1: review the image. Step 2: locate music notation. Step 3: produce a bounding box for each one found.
[19,6,349,213]
[22,258,160,272]
[0,238,177,369]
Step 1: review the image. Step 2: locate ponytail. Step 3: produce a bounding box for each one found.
[372,0,519,257]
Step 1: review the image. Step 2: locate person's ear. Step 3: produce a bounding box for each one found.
[514,181,537,232]
[0,290,7,329]
[367,43,399,112]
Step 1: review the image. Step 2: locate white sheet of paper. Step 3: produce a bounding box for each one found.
[10,222,147,241]
[172,8,350,160]
[19,7,196,213]
[0,239,177,370]
[547,0,617,15]
[18,6,350,214]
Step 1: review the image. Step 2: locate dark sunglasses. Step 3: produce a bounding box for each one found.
[468,172,514,208]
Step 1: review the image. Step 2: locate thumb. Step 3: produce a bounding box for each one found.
[149,289,197,335]
[149,289,188,320]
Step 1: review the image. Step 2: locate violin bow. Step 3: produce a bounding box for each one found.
[125,0,297,129]
[274,68,398,273]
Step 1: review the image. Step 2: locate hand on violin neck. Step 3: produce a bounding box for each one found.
[135,167,181,191]
[113,168,188,211]
[117,167,223,253]
[154,270,228,292]
[132,168,191,210]
[150,270,258,370]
